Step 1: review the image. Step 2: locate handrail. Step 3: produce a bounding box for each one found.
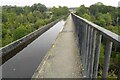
[71,13,120,78]
[72,13,120,45]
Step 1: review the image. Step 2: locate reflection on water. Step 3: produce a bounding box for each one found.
[2,20,65,78]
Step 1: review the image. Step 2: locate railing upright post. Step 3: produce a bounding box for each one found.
[76,19,79,36]
[93,33,102,78]
[83,24,89,77]
[78,19,83,64]
[81,21,84,66]
[102,40,113,78]
[85,25,90,77]
[82,23,87,77]
[77,19,79,34]
[79,19,82,56]
[87,27,93,78]
[89,29,97,78]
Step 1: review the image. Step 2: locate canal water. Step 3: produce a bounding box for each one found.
[2,20,65,78]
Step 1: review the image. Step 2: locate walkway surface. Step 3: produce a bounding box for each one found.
[32,14,82,78]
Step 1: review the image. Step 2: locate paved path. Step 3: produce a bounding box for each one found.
[32,14,82,78]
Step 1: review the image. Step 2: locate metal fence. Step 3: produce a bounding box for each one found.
[71,13,120,78]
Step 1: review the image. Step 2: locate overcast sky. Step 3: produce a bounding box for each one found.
[0,0,120,7]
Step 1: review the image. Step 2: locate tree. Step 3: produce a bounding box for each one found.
[23,6,30,15]
[2,34,13,46]
[27,12,35,23]
[34,19,46,29]
[0,3,74,47]
[82,13,91,21]
[62,6,69,15]
[95,13,106,26]
[103,13,112,26]
[51,6,69,20]
[13,25,28,40]
[31,3,47,13]
[51,6,61,17]
[76,5,89,17]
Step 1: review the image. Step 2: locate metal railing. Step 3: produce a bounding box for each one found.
[71,13,120,78]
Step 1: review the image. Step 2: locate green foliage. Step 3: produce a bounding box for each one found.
[31,3,47,13]
[99,44,104,66]
[2,34,13,46]
[2,3,48,46]
[95,13,106,27]
[13,25,28,40]
[2,3,69,47]
[34,19,46,29]
[51,6,69,19]
[27,12,35,23]
[76,5,89,17]
[0,22,1,47]
[98,43,104,77]
[75,2,119,35]
[0,39,1,47]
[106,26,120,35]
[103,13,112,26]
[82,13,91,21]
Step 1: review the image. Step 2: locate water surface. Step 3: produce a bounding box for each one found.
[2,20,65,78]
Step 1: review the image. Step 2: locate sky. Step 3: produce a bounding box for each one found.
[0,0,120,7]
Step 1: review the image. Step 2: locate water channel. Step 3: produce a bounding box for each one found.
[2,20,65,78]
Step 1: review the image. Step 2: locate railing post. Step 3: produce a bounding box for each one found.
[102,40,113,78]
[76,18,79,36]
[87,27,93,78]
[89,29,97,78]
[79,22,82,58]
[93,32,102,78]
[81,21,84,66]
[77,19,80,39]
[85,25,90,78]
[82,23,87,77]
